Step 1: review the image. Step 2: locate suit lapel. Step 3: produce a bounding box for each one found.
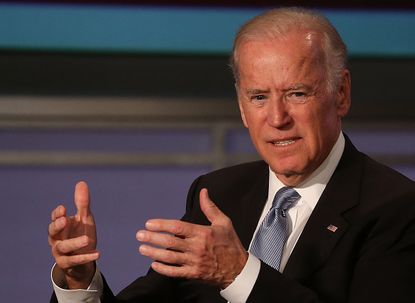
[232,162,269,249]
[284,138,363,281]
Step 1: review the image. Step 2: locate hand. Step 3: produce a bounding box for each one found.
[136,188,248,288]
[48,181,99,289]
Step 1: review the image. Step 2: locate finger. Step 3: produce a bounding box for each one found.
[48,216,67,238]
[74,181,90,221]
[57,252,100,270]
[145,219,197,238]
[139,244,187,265]
[199,188,228,225]
[54,235,91,255]
[51,205,66,221]
[136,230,187,251]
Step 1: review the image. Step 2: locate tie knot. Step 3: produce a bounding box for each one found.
[272,187,301,216]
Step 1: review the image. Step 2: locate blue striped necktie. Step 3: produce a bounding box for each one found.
[250,187,301,271]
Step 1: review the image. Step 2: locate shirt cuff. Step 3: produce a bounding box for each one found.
[220,253,261,303]
[51,263,103,303]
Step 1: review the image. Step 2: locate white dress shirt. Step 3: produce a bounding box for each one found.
[52,133,345,303]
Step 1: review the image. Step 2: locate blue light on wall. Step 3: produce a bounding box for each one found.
[0,3,414,56]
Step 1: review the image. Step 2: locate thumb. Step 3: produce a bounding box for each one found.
[199,188,227,225]
[74,181,91,221]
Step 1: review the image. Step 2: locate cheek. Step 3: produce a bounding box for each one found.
[295,106,333,153]
[306,105,340,156]
[238,101,249,128]
[242,107,265,131]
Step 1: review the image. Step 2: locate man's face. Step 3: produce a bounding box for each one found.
[236,32,350,186]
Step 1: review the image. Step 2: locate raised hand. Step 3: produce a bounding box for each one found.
[48,181,99,289]
[136,188,248,288]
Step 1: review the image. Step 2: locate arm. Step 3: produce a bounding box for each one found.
[137,172,415,303]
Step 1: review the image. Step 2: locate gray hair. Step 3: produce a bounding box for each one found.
[230,7,348,93]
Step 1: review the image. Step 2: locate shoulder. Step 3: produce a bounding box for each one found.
[357,154,415,218]
[353,156,415,253]
[341,135,415,206]
[360,154,415,201]
[330,137,415,221]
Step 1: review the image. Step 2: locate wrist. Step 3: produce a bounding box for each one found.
[65,262,96,289]
[221,250,248,288]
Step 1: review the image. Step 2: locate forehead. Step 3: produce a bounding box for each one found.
[236,31,326,80]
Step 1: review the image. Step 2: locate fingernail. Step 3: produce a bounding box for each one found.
[145,220,155,229]
[136,231,145,241]
[139,245,148,255]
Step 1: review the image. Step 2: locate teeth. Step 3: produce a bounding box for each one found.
[274,140,295,146]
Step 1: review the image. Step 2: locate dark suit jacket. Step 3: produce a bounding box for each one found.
[52,137,415,303]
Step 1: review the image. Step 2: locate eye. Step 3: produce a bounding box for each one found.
[250,95,267,102]
[286,91,308,103]
[289,91,306,98]
[292,92,305,97]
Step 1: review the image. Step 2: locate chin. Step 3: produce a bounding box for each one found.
[267,157,304,173]
[273,171,306,186]
[270,165,303,176]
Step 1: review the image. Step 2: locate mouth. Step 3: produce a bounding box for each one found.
[273,139,296,146]
[270,137,300,147]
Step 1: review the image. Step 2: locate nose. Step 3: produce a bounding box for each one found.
[266,97,292,128]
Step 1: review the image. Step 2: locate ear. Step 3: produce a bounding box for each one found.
[335,69,351,118]
[235,82,249,128]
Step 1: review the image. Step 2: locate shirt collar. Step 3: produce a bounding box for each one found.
[268,132,345,210]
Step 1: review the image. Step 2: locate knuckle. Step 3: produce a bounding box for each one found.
[222,216,232,227]
[171,223,184,235]
[165,236,176,248]
[51,242,59,254]
[51,205,63,220]
[165,250,178,263]
[54,241,63,253]
[51,207,58,221]
[48,236,55,247]
[48,223,57,236]
[55,239,72,254]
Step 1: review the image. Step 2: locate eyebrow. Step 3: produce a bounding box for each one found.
[284,84,310,91]
[245,88,270,95]
[244,84,313,95]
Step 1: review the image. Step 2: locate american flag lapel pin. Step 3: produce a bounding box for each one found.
[327,224,338,233]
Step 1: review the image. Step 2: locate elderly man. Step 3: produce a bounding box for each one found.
[49,7,415,303]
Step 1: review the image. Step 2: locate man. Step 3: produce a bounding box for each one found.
[49,7,415,303]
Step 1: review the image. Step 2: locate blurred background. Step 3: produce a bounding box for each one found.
[0,1,414,301]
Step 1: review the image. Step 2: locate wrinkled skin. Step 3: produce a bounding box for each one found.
[137,188,248,288]
[236,31,351,186]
